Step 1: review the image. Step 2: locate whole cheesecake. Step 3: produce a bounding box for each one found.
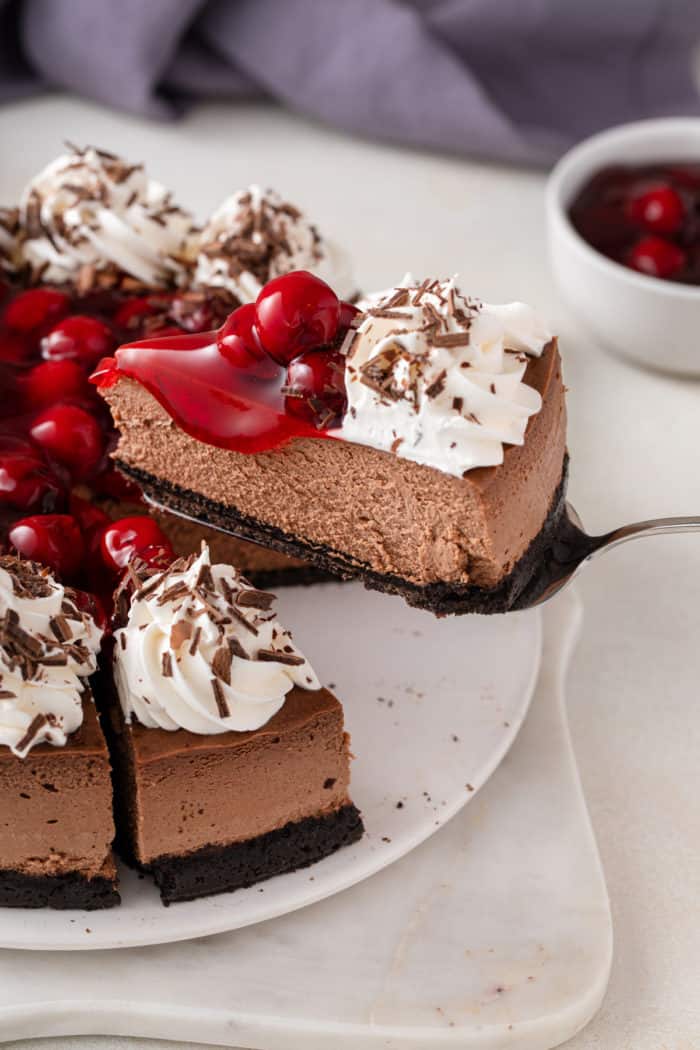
[98,275,567,615]
[0,145,355,589]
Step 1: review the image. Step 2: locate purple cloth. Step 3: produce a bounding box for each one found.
[1,0,699,165]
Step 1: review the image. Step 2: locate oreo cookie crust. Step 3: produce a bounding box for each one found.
[115,458,569,615]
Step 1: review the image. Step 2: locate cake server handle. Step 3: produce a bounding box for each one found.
[522,506,700,608]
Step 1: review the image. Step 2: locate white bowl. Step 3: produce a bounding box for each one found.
[546,118,700,376]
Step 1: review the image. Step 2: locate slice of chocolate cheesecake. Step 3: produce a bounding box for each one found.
[97,274,567,615]
[108,545,362,904]
[0,557,119,909]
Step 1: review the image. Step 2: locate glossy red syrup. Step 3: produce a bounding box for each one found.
[93,334,339,454]
[568,162,700,284]
[93,271,355,454]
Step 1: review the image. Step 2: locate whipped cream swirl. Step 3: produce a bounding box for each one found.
[114,546,320,734]
[19,146,197,287]
[194,185,355,302]
[340,276,552,476]
[0,558,102,758]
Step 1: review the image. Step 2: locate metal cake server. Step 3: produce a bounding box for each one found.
[516,504,700,609]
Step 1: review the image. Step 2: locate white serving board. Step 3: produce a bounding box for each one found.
[0,588,612,1048]
[0,582,541,951]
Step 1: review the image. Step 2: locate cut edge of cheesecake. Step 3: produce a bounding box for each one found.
[0,854,120,911]
[147,805,363,905]
[103,341,567,615]
[102,682,364,905]
[116,455,568,615]
[0,699,120,911]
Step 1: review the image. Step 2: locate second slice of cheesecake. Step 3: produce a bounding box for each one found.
[108,544,363,904]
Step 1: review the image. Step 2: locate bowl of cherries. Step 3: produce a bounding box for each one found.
[546,118,700,376]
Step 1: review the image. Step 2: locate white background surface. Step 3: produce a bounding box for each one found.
[0,589,614,1050]
[1,94,699,1049]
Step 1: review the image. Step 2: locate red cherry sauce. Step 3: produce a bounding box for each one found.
[568,162,700,284]
[0,282,230,595]
[93,331,340,454]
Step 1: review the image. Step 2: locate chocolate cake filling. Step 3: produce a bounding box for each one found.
[0,701,119,909]
[104,683,363,902]
[101,342,566,615]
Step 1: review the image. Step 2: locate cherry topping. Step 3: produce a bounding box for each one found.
[217,304,279,378]
[29,403,104,481]
[0,452,65,512]
[41,315,115,368]
[100,516,174,573]
[22,360,89,408]
[626,236,686,279]
[0,332,31,364]
[4,289,70,332]
[626,184,685,235]
[255,271,340,364]
[284,349,346,427]
[8,514,84,579]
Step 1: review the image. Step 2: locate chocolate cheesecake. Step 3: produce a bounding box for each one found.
[97,275,567,615]
[108,545,362,904]
[0,556,118,909]
[0,146,356,588]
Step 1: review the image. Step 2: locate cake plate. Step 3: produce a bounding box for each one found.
[0,581,541,951]
[0,587,612,1049]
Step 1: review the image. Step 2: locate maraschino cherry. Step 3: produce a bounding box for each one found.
[626,184,685,235]
[0,451,65,512]
[41,315,115,368]
[22,360,89,408]
[626,236,686,279]
[3,288,70,333]
[217,303,278,378]
[8,514,85,579]
[100,516,174,573]
[29,403,104,480]
[254,271,340,364]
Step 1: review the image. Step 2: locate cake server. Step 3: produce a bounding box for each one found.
[517,505,700,608]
